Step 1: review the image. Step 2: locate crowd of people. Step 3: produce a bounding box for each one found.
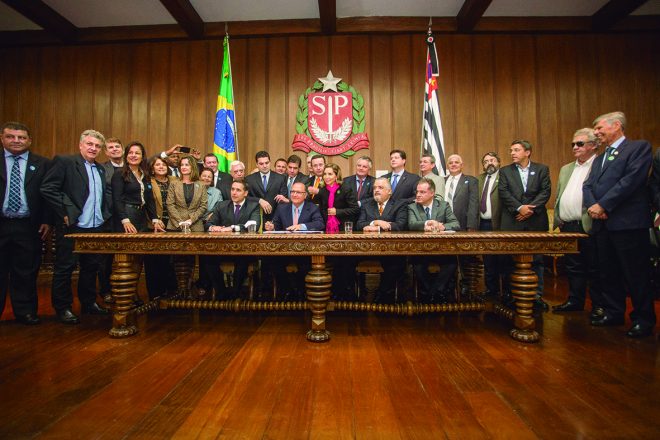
[0,110,656,337]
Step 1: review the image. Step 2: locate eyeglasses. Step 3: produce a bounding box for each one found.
[571,141,593,147]
[290,190,306,195]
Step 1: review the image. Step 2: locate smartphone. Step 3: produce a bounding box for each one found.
[179,146,191,153]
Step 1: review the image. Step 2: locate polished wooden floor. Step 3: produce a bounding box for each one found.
[1,274,659,439]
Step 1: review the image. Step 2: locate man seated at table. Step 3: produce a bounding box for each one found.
[264,182,324,299]
[408,178,460,303]
[205,180,261,299]
[356,177,408,302]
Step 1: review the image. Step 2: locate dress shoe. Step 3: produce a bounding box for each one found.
[552,300,584,313]
[16,314,41,325]
[103,293,115,304]
[533,298,549,312]
[590,314,624,327]
[81,302,110,315]
[589,307,605,320]
[626,323,654,338]
[57,309,80,325]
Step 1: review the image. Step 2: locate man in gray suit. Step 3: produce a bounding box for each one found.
[552,128,602,318]
[98,137,123,304]
[498,140,551,311]
[408,178,460,303]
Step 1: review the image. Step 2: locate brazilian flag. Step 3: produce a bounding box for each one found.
[213,35,237,172]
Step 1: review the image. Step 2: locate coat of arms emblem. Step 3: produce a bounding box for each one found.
[292,71,369,157]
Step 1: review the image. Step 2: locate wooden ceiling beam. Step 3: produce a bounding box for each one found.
[159,0,204,39]
[456,0,493,32]
[1,0,77,42]
[592,0,649,29]
[318,0,337,35]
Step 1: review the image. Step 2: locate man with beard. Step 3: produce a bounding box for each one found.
[478,152,504,296]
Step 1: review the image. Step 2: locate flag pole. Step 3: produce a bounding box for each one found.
[226,23,239,160]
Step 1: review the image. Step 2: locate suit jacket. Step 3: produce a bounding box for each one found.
[111,170,156,230]
[0,151,51,227]
[647,147,660,212]
[356,198,408,231]
[245,171,287,219]
[554,161,593,233]
[318,185,360,225]
[306,174,325,205]
[150,176,176,220]
[206,198,261,232]
[101,161,122,185]
[271,202,325,231]
[214,171,233,200]
[383,170,419,203]
[41,154,112,226]
[283,173,310,196]
[446,174,479,230]
[165,180,208,231]
[340,174,375,206]
[583,138,652,232]
[477,171,501,230]
[498,161,551,231]
[407,199,460,231]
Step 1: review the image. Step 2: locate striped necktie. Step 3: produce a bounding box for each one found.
[7,155,22,213]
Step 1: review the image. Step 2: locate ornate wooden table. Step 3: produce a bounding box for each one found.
[70,231,582,343]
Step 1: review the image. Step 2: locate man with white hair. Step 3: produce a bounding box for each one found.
[583,111,655,338]
[552,128,603,319]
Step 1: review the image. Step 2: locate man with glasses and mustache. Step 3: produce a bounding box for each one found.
[552,128,603,319]
[478,152,504,297]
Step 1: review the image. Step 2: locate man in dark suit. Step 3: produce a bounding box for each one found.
[478,152,505,297]
[284,155,309,198]
[356,177,407,302]
[584,111,655,338]
[306,154,326,205]
[216,160,246,200]
[498,140,551,311]
[444,154,479,231]
[265,182,324,297]
[408,178,461,303]
[245,150,288,222]
[41,129,112,324]
[0,122,51,325]
[383,149,419,203]
[341,156,375,207]
[203,153,232,193]
[206,180,261,298]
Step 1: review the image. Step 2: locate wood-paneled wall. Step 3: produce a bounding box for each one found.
[1,33,658,199]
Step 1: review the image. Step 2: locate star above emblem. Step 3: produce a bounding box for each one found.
[319,70,342,92]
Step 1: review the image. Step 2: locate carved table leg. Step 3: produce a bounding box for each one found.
[509,254,539,343]
[173,256,192,298]
[306,255,332,342]
[109,253,139,338]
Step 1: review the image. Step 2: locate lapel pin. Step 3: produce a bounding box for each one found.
[29,165,36,171]
[530,171,536,176]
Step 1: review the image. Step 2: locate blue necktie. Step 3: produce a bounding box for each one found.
[7,156,22,212]
[262,174,268,190]
[234,204,241,223]
[425,207,431,220]
[602,146,615,168]
[391,174,399,192]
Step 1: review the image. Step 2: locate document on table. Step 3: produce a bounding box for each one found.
[263,230,324,234]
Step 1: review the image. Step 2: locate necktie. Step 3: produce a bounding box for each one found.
[520,170,528,192]
[214,173,219,187]
[480,175,490,214]
[262,174,267,190]
[378,203,384,216]
[357,179,364,200]
[602,146,615,168]
[7,155,22,212]
[425,206,431,220]
[311,176,320,199]
[391,174,399,193]
[293,207,299,225]
[447,177,455,207]
[173,168,179,178]
[234,204,241,223]
[287,177,294,195]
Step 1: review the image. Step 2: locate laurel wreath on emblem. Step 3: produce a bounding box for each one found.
[296,80,366,158]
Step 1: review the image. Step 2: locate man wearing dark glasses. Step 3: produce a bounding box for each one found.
[552,128,603,319]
